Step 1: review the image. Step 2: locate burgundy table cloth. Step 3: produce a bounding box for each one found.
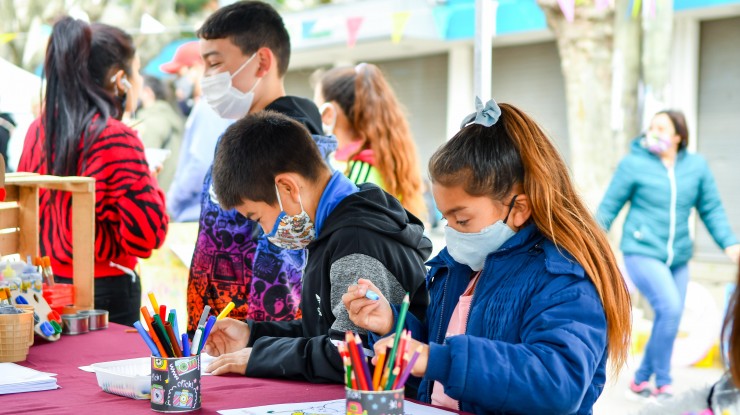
[6,323,346,414]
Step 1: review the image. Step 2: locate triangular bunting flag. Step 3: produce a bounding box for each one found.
[346,17,363,48]
[391,11,411,44]
[432,6,453,39]
[140,13,166,34]
[557,0,576,22]
[0,33,17,44]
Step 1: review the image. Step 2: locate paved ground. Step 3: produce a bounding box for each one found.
[594,357,724,414]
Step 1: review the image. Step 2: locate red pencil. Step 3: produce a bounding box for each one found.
[346,332,370,390]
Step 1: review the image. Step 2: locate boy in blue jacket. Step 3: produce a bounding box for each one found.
[344,99,632,414]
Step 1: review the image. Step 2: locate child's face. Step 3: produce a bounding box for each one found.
[433,182,515,234]
[200,38,261,96]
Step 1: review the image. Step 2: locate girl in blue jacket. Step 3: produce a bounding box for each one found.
[343,99,632,414]
[597,110,739,400]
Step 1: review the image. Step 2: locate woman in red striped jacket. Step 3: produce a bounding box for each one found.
[18,17,168,326]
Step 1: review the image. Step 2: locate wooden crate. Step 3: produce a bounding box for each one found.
[0,173,95,309]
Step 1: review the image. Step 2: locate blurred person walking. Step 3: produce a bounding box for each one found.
[135,75,184,193]
[597,110,739,400]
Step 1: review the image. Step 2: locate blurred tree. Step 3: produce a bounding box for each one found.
[537,0,671,209]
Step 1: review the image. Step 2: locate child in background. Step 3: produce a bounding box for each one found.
[343,98,632,414]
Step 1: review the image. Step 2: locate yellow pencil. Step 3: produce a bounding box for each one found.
[217,302,235,320]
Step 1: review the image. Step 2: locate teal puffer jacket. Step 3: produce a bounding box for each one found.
[597,138,737,266]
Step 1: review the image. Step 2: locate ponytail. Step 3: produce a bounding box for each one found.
[42,17,134,176]
[430,103,631,376]
[320,64,426,219]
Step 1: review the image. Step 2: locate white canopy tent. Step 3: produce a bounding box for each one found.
[0,57,42,170]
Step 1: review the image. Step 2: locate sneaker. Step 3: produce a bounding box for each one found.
[626,380,654,401]
[653,384,674,401]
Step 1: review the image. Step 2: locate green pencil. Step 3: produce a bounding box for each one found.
[384,293,409,390]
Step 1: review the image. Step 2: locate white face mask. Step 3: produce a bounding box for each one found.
[318,102,337,136]
[201,53,261,119]
[444,195,519,271]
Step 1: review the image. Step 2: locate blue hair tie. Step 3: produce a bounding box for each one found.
[460,97,501,129]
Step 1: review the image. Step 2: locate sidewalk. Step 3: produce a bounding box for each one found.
[594,360,724,414]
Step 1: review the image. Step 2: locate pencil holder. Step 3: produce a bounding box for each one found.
[0,309,35,362]
[150,355,201,412]
[345,387,404,415]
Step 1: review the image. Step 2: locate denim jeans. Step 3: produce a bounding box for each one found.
[625,254,689,387]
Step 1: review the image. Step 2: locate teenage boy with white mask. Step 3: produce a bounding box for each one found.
[185,0,337,335]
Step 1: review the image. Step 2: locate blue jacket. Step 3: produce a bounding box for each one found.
[597,138,737,266]
[400,223,608,414]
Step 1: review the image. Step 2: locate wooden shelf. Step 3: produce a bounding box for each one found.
[1,173,96,309]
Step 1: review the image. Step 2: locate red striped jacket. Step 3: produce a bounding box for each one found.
[18,117,168,278]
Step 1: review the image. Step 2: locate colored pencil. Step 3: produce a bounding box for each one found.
[372,348,386,391]
[353,334,373,392]
[384,293,409,388]
[346,332,370,390]
[394,346,423,389]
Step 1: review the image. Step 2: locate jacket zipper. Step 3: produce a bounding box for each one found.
[457,270,482,412]
[428,273,450,401]
[666,165,677,266]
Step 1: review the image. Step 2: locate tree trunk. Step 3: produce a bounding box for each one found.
[641,0,674,119]
[537,0,619,210]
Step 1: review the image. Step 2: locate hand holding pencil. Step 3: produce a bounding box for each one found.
[342,278,394,336]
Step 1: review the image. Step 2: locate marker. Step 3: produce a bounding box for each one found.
[164,321,182,357]
[181,333,191,357]
[365,290,379,301]
[198,316,217,354]
[216,302,235,320]
[133,321,161,357]
[168,310,182,349]
[190,326,203,356]
[147,292,159,314]
[141,306,167,357]
[153,315,175,357]
[197,305,211,329]
[159,304,167,321]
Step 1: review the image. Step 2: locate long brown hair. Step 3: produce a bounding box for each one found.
[722,266,740,386]
[429,103,631,375]
[319,64,426,220]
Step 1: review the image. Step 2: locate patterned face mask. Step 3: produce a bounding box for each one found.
[266,185,316,251]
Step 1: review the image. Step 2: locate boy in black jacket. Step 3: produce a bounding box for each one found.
[204,111,430,385]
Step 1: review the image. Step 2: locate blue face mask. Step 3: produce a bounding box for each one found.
[444,195,518,271]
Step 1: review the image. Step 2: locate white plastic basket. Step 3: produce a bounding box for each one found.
[91,357,151,400]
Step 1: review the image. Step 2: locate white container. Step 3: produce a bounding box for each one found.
[91,357,151,400]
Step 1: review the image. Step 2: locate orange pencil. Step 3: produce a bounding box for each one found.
[372,348,386,391]
[141,306,167,357]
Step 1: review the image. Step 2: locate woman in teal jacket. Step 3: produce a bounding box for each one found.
[597,110,739,400]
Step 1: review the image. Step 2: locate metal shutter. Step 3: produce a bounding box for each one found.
[695,16,740,261]
[491,41,570,163]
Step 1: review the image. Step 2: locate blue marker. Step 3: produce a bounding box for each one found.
[197,316,217,355]
[365,290,379,301]
[133,321,161,357]
[181,333,191,357]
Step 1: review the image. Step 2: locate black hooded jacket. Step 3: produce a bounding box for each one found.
[246,183,431,384]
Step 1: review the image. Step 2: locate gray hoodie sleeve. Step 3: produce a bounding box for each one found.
[329,253,406,335]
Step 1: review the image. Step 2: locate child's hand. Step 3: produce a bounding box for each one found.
[206,347,252,375]
[342,278,394,336]
[203,318,251,357]
[372,334,429,378]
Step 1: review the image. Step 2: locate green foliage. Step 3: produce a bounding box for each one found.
[175,0,210,15]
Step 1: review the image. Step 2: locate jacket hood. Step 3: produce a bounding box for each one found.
[317,183,430,253]
[266,96,323,136]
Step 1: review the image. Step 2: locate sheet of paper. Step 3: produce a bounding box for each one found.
[0,363,59,395]
[145,148,172,171]
[217,399,456,415]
